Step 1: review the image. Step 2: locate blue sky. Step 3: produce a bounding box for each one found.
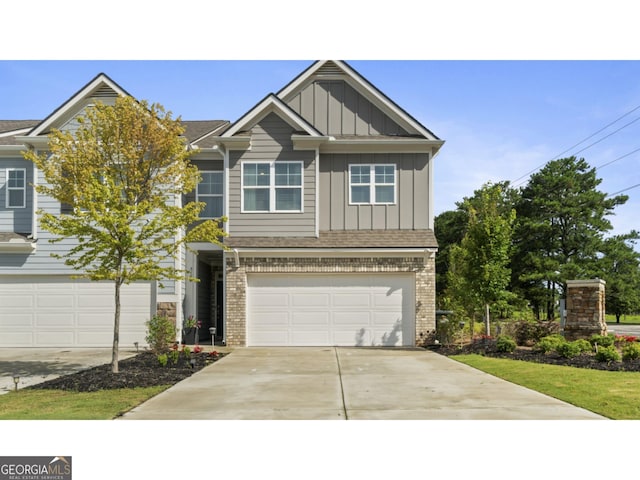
[2,59,640,238]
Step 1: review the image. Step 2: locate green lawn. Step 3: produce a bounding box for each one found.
[0,386,169,420]
[451,354,640,419]
[606,314,640,325]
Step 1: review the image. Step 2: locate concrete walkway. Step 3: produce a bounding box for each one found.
[121,347,606,420]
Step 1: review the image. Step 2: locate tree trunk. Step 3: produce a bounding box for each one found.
[485,303,490,336]
[112,280,122,373]
[616,313,621,324]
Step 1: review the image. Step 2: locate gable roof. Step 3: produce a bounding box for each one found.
[27,73,130,137]
[277,60,441,143]
[220,93,324,139]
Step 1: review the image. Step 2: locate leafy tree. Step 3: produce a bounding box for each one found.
[512,156,627,319]
[435,209,467,305]
[446,183,516,335]
[24,96,226,372]
[597,233,640,323]
[436,181,517,308]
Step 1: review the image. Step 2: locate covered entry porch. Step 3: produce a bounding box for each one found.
[184,245,225,345]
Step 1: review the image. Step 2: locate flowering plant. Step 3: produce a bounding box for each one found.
[183,315,201,329]
[193,345,203,354]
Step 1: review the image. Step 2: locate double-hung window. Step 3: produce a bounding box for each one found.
[197,171,224,218]
[242,161,303,212]
[349,164,396,204]
[6,168,26,208]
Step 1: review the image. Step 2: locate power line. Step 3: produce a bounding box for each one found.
[595,146,640,171]
[607,182,640,198]
[510,103,640,187]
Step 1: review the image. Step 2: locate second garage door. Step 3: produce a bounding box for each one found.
[0,276,153,347]
[247,273,415,346]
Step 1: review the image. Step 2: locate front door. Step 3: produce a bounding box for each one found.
[214,274,224,344]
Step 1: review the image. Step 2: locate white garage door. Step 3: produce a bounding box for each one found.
[0,276,153,347]
[247,274,415,347]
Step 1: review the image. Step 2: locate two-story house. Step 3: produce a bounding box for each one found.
[0,60,443,348]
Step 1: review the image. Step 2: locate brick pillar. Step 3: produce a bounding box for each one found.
[156,302,177,324]
[564,279,607,340]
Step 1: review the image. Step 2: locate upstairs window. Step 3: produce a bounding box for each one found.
[197,171,224,218]
[349,164,396,205]
[6,169,26,208]
[242,161,303,212]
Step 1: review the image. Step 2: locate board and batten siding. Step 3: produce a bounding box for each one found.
[319,153,430,231]
[0,158,33,233]
[287,80,410,136]
[228,112,316,237]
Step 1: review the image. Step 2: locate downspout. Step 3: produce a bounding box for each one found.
[30,160,38,240]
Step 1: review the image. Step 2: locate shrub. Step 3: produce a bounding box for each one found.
[572,339,593,354]
[556,341,582,359]
[589,334,615,348]
[504,319,561,346]
[168,349,180,365]
[622,343,640,362]
[533,334,566,354]
[595,345,621,363]
[157,353,168,367]
[145,314,176,354]
[495,334,517,353]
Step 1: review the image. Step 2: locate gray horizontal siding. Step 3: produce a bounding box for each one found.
[319,153,430,231]
[228,113,316,237]
[287,80,410,137]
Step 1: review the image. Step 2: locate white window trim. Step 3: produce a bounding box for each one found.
[348,163,397,205]
[241,160,304,213]
[196,170,224,219]
[6,168,26,209]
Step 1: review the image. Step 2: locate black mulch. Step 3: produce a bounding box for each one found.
[26,350,226,392]
[430,342,640,372]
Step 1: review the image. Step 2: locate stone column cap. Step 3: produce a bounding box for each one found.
[566,278,606,288]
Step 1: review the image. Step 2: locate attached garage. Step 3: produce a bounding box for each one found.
[0,276,154,347]
[246,273,415,346]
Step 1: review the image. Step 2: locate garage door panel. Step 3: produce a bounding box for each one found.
[292,330,331,345]
[333,292,370,307]
[4,295,34,308]
[36,331,75,347]
[37,294,75,309]
[247,274,414,347]
[291,293,330,307]
[35,313,75,327]
[291,311,329,325]
[333,311,371,325]
[5,332,34,347]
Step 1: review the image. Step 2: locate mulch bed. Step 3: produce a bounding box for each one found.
[27,350,226,392]
[431,342,640,372]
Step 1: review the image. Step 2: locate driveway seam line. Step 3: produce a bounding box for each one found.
[334,347,349,420]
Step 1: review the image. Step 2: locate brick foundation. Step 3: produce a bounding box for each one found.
[564,279,607,340]
[225,255,436,347]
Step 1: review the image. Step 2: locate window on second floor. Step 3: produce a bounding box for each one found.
[6,168,26,208]
[349,164,396,205]
[197,171,224,218]
[242,161,303,213]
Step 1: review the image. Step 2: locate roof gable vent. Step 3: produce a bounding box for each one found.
[92,85,119,98]
[316,61,343,76]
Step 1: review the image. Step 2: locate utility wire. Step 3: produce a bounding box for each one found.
[510,103,640,187]
[607,182,640,198]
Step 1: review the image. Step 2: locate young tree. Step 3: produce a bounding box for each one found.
[24,96,226,373]
[446,183,516,336]
[512,156,627,319]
